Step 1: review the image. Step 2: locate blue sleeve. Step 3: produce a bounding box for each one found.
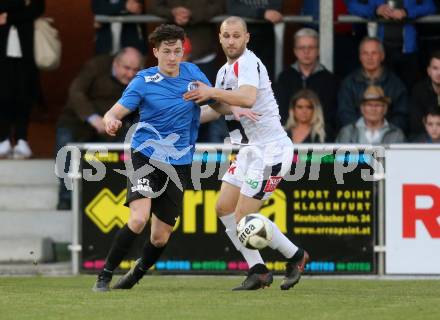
[405,0,437,19]
[345,0,380,18]
[118,75,144,111]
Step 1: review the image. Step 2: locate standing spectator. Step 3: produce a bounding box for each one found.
[55,48,143,210]
[92,0,147,55]
[285,89,327,143]
[417,0,440,70]
[412,108,440,142]
[226,0,284,81]
[346,0,437,90]
[0,0,44,159]
[336,85,406,143]
[150,0,227,142]
[410,50,440,137]
[275,28,339,138]
[337,37,409,133]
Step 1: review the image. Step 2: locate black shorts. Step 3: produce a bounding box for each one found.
[125,150,190,227]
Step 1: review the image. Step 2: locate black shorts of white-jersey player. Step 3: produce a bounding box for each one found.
[185,16,309,291]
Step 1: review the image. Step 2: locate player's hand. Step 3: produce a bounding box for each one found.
[0,13,8,26]
[126,0,143,14]
[264,10,283,24]
[104,118,122,136]
[230,106,261,122]
[183,81,213,104]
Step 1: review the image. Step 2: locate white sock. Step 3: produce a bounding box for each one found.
[261,215,298,259]
[219,213,264,268]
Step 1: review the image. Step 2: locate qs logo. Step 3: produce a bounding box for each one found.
[85,188,130,233]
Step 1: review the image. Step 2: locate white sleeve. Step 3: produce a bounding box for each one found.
[237,56,259,89]
[215,67,225,89]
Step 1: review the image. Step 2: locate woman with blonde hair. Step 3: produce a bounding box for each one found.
[285,89,326,143]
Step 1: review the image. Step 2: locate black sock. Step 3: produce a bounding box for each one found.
[138,239,166,274]
[288,248,304,264]
[103,224,138,272]
[249,263,269,275]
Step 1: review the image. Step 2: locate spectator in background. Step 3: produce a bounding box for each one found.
[337,37,409,133]
[410,50,440,138]
[285,89,327,143]
[92,0,147,55]
[417,0,440,69]
[55,47,143,210]
[302,0,364,78]
[275,28,339,139]
[412,108,440,142]
[336,85,406,143]
[0,0,44,159]
[226,0,284,81]
[150,0,227,142]
[346,0,437,90]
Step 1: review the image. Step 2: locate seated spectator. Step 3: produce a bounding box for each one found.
[285,89,327,143]
[226,0,284,81]
[337,36,409,133]
[412,108,440,142]
[336,85,406,143]
[410,50,440,138]
[275,28,339,138]
[0,0,44,159]
[92,0,147,54]
[346,0,437,90]
[55,47,143,210]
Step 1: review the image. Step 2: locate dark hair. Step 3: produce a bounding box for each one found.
[429,50,440,64]
[424,107,440,120]
[148,24,185,48]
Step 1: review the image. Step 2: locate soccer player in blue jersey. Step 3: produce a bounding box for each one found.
[92,24,213,292]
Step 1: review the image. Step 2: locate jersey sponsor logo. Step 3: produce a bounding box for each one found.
[187,81,198,91]
[144,73,164,83]
[263,176,282,193]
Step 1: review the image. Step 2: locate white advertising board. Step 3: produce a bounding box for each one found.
[385,147,440,274]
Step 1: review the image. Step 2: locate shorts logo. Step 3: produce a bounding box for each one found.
[263,176,282,193]
[145,73,164,83]
[228,164,237,175]
[187,81,198,91]
[131,178,153,193]
[246,178,259,189]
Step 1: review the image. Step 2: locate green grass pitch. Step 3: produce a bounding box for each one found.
[0,276,439,320]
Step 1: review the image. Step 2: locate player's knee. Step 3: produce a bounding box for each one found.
[216,200,234,217]
[150,233,170,248]
[128,216,147,234]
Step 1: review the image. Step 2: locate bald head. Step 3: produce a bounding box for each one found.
[113,47,143,85]
[221,16,247,33]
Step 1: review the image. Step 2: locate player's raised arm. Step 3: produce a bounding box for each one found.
[184,81,257,108]
[103,102,131,136]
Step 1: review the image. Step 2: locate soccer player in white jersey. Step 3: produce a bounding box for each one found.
[184,16,309,291]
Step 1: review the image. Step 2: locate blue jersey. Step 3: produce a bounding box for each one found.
[119,62,210,165]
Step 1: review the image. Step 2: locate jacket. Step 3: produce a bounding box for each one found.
[410,77,440,136]
[335,120,406,143]
[346,0,437,53]
[337,67,409,131]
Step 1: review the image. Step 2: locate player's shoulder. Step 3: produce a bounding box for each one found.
[135,66,166,84]
[239,49,260,65]
[180,62,202,74]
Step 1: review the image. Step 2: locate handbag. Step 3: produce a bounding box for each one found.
[34,17,61,70]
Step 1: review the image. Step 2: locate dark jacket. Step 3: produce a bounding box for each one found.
[410,78,440,136]
[337,67,409,132]
[346,0,436,53]
[150,0,223,61]
[286,129,326,143]
[92,0,146,54]
[0,0,45,60]
[275,63,340,136]
[57,55,126,133]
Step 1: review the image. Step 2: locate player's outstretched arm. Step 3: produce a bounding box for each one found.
[200,105,222,124]
[103,102,131,136]
[184,81,257,108]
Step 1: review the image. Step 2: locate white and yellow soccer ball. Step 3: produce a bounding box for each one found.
[237,213,273,250]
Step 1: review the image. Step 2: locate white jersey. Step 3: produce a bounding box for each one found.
[215,49,287,145]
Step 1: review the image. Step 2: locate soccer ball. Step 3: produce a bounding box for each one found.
[236,214,273,250]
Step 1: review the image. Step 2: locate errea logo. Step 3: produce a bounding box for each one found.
[187,81,198,91]
[145,73,164,83]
